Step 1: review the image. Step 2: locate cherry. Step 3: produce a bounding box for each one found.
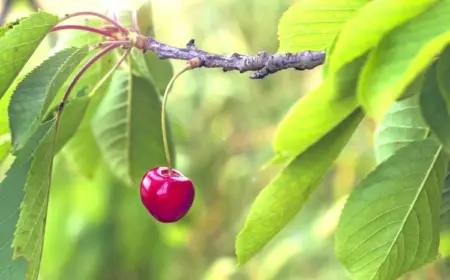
[140,167,195,223]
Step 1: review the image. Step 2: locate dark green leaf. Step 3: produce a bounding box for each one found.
[91,69,173,187]
[277,0,369,52]
[0,120,54,280]
[11,119,56,280]
[0,11,59,99]
[236,109,363,265]
[8,46,88,152]
[54,96,92,153]
[274,54,367,159]
[374,88,428,164]
[329,0,437,74]
[336,138,447,280]
[358,0,450,120]
[130,49,174,94]
[437,45,450,112]
[117,4,173,94]
[420,63,450,153]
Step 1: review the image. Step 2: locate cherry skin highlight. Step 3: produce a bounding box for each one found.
[140,167,195,223]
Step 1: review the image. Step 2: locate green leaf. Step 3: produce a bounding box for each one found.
[274,53,367,158]
[117,4,173,94]
[130,50,174,94]
[54,96,92,153]
[374,89,428,164]
[437,45,450,113]
[335,138,447,280]
[91,69,173,187]
[11,96,90,280]
[64,122,101,178]
[0,120,54,280]
[277,0,370,53]
[420,63,450,153]
[329,0,438,74]
[236,109,363,265]
[0,11,59,99]
[8,46,88,152]
[441,165,450,232]
[50,18,116,178]
[440,163,450,257]
[358,0,450,120]
[50,17,115,106]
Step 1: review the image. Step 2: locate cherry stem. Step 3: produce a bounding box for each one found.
[161,62,196,176]
[132,10,139,33]
[51,24,116,38]
[87,48,131,97]
[61,43,121,103]
[62,11,128,34]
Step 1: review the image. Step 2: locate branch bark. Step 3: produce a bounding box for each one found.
[142,37,326,79]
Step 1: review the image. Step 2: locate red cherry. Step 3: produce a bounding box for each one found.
[140,167,195,223]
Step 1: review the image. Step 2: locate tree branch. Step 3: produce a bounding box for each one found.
[142,37,326,79]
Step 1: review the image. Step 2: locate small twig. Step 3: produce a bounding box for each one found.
[52,24,115,38]
[141,36,326,79]
[62,11,128,34]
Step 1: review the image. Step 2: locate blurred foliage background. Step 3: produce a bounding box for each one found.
[1,0,449,279]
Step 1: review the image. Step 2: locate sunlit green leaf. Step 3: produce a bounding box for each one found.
[0,11,59,99]
[236,109,363,265]
[0,134,10,164]
[8,46,88,152]
[329,0,437,74]
[277,0,369,52]
[274,54,367,158]
[0,17,27,38]
[11,96,90,280]
[420,63,450,154]
[321,30,339,79]
[374,88,428,164]
[91,69,173,187]
[437,45,450,113]
[336,138,447,280]
[0,120,54,280]
[358,0,450,120]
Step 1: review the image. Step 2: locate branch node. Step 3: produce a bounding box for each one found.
[186,39,196,48]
